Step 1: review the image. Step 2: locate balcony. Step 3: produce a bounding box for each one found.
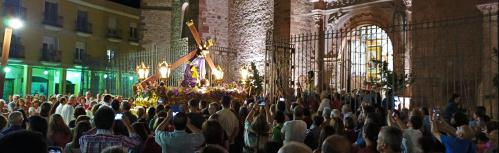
[2,3,27,19]
[106,29,122,43]
[128,36,140,46]
[41,48,61,63]
[42,13,63,31]
[0,42,24,59]
[75,21,92,37]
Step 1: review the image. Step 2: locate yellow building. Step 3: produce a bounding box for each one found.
[0,0,141,98]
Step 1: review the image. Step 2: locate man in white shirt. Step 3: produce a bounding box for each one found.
[54,97,65,115]
[60,96,76,125]
[216,96,239,145]
[317,91,331,113]
[282,105,308,144]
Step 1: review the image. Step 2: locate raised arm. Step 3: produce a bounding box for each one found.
[156,110,172,132]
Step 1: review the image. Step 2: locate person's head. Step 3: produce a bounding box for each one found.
[0,130,48,153]
[69,95,77,105]
[451,111,469,127]
[27,116,48,137]
[319,126,336,146]
[343,116,355,130]
[341,104,351,114]
[199,144,229,153]
[456,125,474,140]
[199,100,207,110]
[32,99,40,107]
[274,111,285,124]
[59,97,67,104]
[103,94,113,103]
[111,99,121,112]
[208,102,219,115]
[188,99,200,110]
[377,126,403,153]
[278,142,313,153]
[323,108,332,120]
[173,112,188,130]
[407,115,423,129]
[132,122,150,141]
[121,101,132,112]
[363,122,381,144]
[312,114,324,126]
[321,135,351,153]
[101,146,127,153]
[293,105,304,119]
[450,93,460,103]
[91,103,102,116]
[231,100,241,112]
[473,106,487,120]
[39,102,52,117]
[220,95,231,108]
[94,106,115,130]
[276,101,286,113]
[8,111,24,126]
[202,120,226,145]
[74,106,86,119]
[137,106,146,119]
[72,121,91,148]
[265,141,283,153]
[76,115,91,123]
[0,115,6,130]
[48,114,70,134]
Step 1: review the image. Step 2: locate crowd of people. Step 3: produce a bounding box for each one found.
[0,90,497,153]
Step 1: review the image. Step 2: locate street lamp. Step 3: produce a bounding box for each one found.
[240,65,250,83]
[0,18,24,98]
[158,61,170,80]
[136,62,150,80]
[212,65,224,80]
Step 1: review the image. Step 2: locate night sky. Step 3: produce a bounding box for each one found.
[109,0,140,8]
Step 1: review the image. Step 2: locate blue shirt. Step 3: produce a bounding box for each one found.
[0,125,23,136]
[440,134,476,153]
[155,129,205,153]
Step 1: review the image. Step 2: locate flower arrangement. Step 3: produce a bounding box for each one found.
[134,81,246,108]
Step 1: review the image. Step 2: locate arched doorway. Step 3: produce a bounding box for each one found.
[333,24,394,91]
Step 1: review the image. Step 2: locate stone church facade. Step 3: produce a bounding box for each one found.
[139,0,498,117]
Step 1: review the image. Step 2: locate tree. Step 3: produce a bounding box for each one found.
[250,62,263,95]
[366,59,413,95]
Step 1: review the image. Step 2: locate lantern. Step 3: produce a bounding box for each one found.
[136,62,150,80]
[158,61,171,80]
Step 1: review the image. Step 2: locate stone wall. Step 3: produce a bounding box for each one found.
[290,0,313,35]
[199,0,230,47]
[411,0,490,112]
[229,0,274,71]
[141,0,172,54]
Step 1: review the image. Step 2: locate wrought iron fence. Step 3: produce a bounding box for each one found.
[265,14,498,116]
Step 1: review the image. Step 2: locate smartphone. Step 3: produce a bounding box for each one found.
[114,113,123,120]
[48,146,62,153]
[433,108,440,120]
[279,98,285,101]
[171,105,180,113]
[259,101,266,106]
[173,112,179,116]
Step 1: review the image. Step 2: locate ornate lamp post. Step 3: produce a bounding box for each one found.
[158,61,171,82]
[136,62,150,81]
[0,18,23,98]
[212,65,224,85]
[240,65,250,85]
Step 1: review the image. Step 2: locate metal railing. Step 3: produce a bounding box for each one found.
[265,14,498,113]
[106,29,122,39]
[42,13,63,27]
[40,48,61,62]
[75,21,92,34]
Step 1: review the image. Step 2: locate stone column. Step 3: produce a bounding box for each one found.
[477,2,498,118]
[22,65,32,95]
[312,0,326,93]
[59,68,67,94]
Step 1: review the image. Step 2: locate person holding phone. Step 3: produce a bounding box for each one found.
[79,106,140,153]
[155,110,204,153]
[431,111,476,153]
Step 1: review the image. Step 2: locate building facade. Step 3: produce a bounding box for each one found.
[0,0,142,99]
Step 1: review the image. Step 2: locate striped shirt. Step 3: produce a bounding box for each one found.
[79,129,141,153]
